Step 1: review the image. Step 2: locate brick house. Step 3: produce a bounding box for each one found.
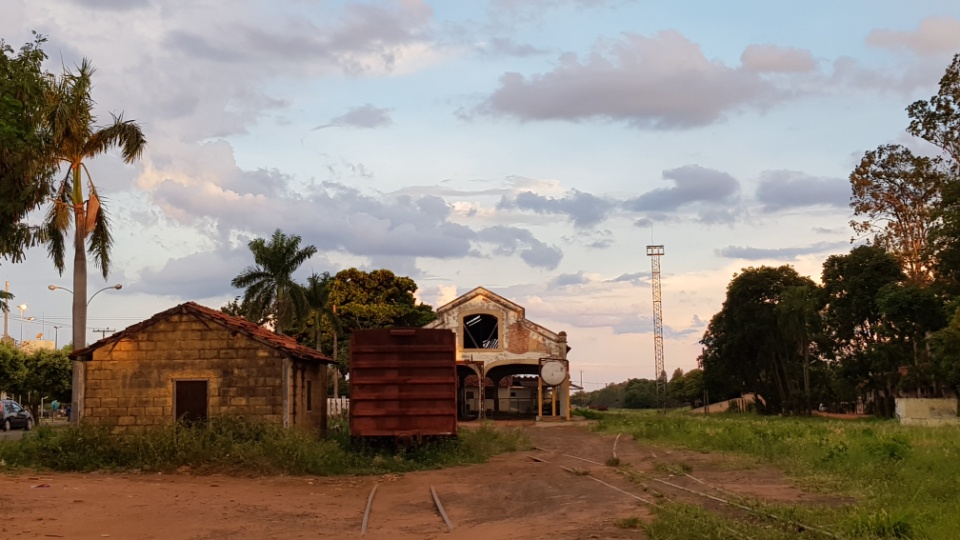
[424,287,571,420]
[71,302,335,432]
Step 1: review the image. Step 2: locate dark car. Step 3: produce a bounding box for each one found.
[1,399,33,432]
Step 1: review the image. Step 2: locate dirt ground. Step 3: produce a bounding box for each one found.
[0,422,837,540]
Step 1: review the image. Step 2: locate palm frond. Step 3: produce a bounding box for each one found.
[83,113,146,163]
[87,190,113,278]
[44,214,67,275]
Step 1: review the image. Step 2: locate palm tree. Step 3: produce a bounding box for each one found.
[231,229,317,335]
[302,272,343,397]
[43,59,146,356]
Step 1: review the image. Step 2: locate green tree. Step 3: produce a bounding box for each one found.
[907,53,960,164]
[776,285,822,414]
[0,34,57,262]
[849,144,948,283]
[42,59,146,356]
[820,246,905,416]
[231,229,317,335]
[0,343,71,422]
[700,265,815,414]
[929,304,960,395]
[328,268,436,331]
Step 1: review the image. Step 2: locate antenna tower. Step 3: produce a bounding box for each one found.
[646,245,666,412]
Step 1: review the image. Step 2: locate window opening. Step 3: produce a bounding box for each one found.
[306,380,313,412]
[463,314,499,349]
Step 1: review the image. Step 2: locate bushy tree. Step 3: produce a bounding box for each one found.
[700,265,815,414]
[328,268,436,331]
[0,34,56,262]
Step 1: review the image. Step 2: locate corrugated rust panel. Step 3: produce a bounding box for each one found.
[349,328,457,438]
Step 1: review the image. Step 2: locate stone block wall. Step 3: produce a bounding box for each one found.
[83,313,286,428]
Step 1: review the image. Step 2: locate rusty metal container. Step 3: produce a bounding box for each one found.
[349,328,457,438]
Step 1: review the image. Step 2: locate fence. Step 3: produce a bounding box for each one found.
[328,397,349,417]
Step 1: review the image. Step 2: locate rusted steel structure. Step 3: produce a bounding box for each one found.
[349,328,457,438]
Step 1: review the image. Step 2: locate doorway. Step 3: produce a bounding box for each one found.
[175,380,208,423]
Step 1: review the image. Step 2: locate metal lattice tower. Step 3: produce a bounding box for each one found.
[646,245,666,412]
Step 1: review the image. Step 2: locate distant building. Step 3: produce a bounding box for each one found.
[425,287,571,420]
[19,340,56,353]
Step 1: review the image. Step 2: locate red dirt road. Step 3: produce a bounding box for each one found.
[0,423,831,539]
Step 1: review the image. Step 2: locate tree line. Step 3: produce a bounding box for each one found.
[701,54,960,417]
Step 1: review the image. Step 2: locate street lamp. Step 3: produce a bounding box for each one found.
[48,283,123,425]
[17,303,27,343]
[49,283,123,305]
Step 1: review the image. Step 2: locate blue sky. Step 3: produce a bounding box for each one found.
[4,1,960,389]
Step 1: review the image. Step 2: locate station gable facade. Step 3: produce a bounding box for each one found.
[425,287,570,419]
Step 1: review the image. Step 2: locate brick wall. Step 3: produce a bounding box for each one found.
[83,313,287,428]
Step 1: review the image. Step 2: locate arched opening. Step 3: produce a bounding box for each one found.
[462,313,499,349]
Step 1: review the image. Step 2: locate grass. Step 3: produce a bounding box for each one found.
[591,410,960,539]
[0,416,528,476]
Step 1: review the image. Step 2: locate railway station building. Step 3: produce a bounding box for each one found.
[424,287,571,421]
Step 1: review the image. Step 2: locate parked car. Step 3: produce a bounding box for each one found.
[1,399,33,432]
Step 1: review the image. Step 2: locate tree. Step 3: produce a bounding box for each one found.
[776,285,822,414]
[0,34,57,262]
[328,268,436,331]
[300,272,345,398]
[849,144,948,283]
[907,53,960,165]
[42,59,146,355]
[901,54,960,288]
[0,343,71,421]
[820,246,904,416]
[699,266,815,414]
[231,229,317,335]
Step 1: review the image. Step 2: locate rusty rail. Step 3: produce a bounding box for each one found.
[360,484,455,534]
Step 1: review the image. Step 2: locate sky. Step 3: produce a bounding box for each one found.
[3,1,960,390]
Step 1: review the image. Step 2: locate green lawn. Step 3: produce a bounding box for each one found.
[588,410,960,539]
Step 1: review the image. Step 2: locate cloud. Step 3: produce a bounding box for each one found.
[867,16,960,56]
[314,104,394,130]
[548,272,589,288]
[715,241,847,261]
[498,189,613,227]
[476,37,548,57]
[68,0,150,10]
[134,246,252,299]
[471,31,781,129]
[741,44,817,73]
[476,226,563,270]
[624,165,740,221]
[605,272,648,283]
[755,170,849,212]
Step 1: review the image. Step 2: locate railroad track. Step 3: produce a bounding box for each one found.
[530,438,837,540]
[360,484,454,535]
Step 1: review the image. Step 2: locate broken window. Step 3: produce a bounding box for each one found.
[463,314,499,349]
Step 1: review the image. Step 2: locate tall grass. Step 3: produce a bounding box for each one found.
[595,411,960,539]
[0,416,527,476]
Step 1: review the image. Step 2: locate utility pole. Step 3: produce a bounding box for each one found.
[3,281,8,341]
[92,328,116,340]
[647,245,667,413]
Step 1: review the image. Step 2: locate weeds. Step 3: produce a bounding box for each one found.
[0,416,528,476]
[593,411,955,538]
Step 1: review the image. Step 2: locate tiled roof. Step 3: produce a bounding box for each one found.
[71,302,335,364]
